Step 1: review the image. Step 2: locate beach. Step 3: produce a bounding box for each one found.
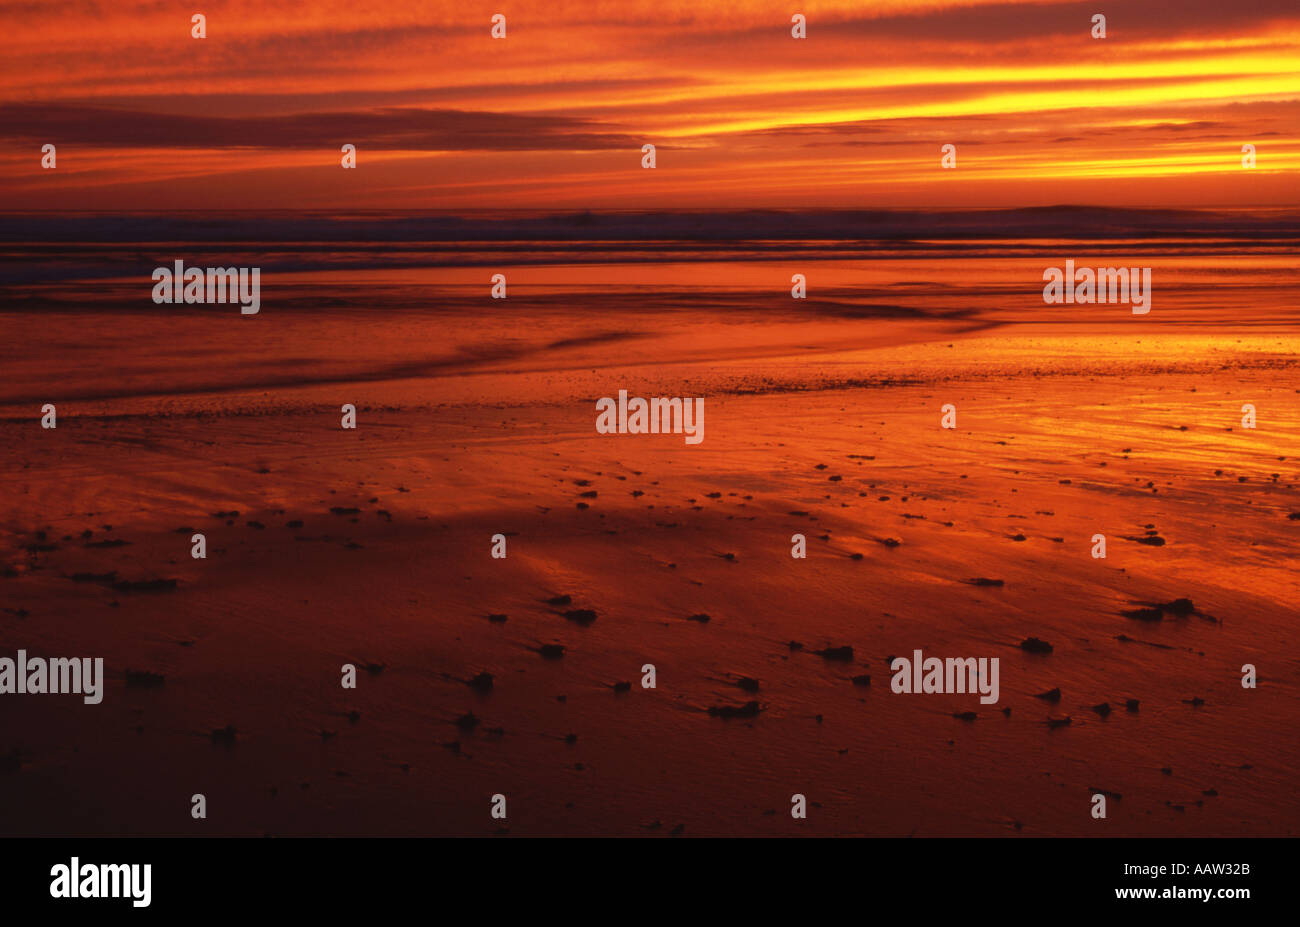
[1,229,1298,836]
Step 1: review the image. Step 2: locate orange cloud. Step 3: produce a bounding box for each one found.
[0,0,1295,209]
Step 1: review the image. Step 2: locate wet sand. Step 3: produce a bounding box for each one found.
[1,261,1298,836]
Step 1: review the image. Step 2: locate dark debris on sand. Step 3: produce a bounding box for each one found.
[1122,597,1202,622]
[1124,533,1166,546]
[112,577,178,593]
[707,701,762,719]
[124,669,165,689]
[70,571,117,584]
[1019,637,1053,654]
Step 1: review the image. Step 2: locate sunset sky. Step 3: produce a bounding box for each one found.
[2,0,1298,210]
